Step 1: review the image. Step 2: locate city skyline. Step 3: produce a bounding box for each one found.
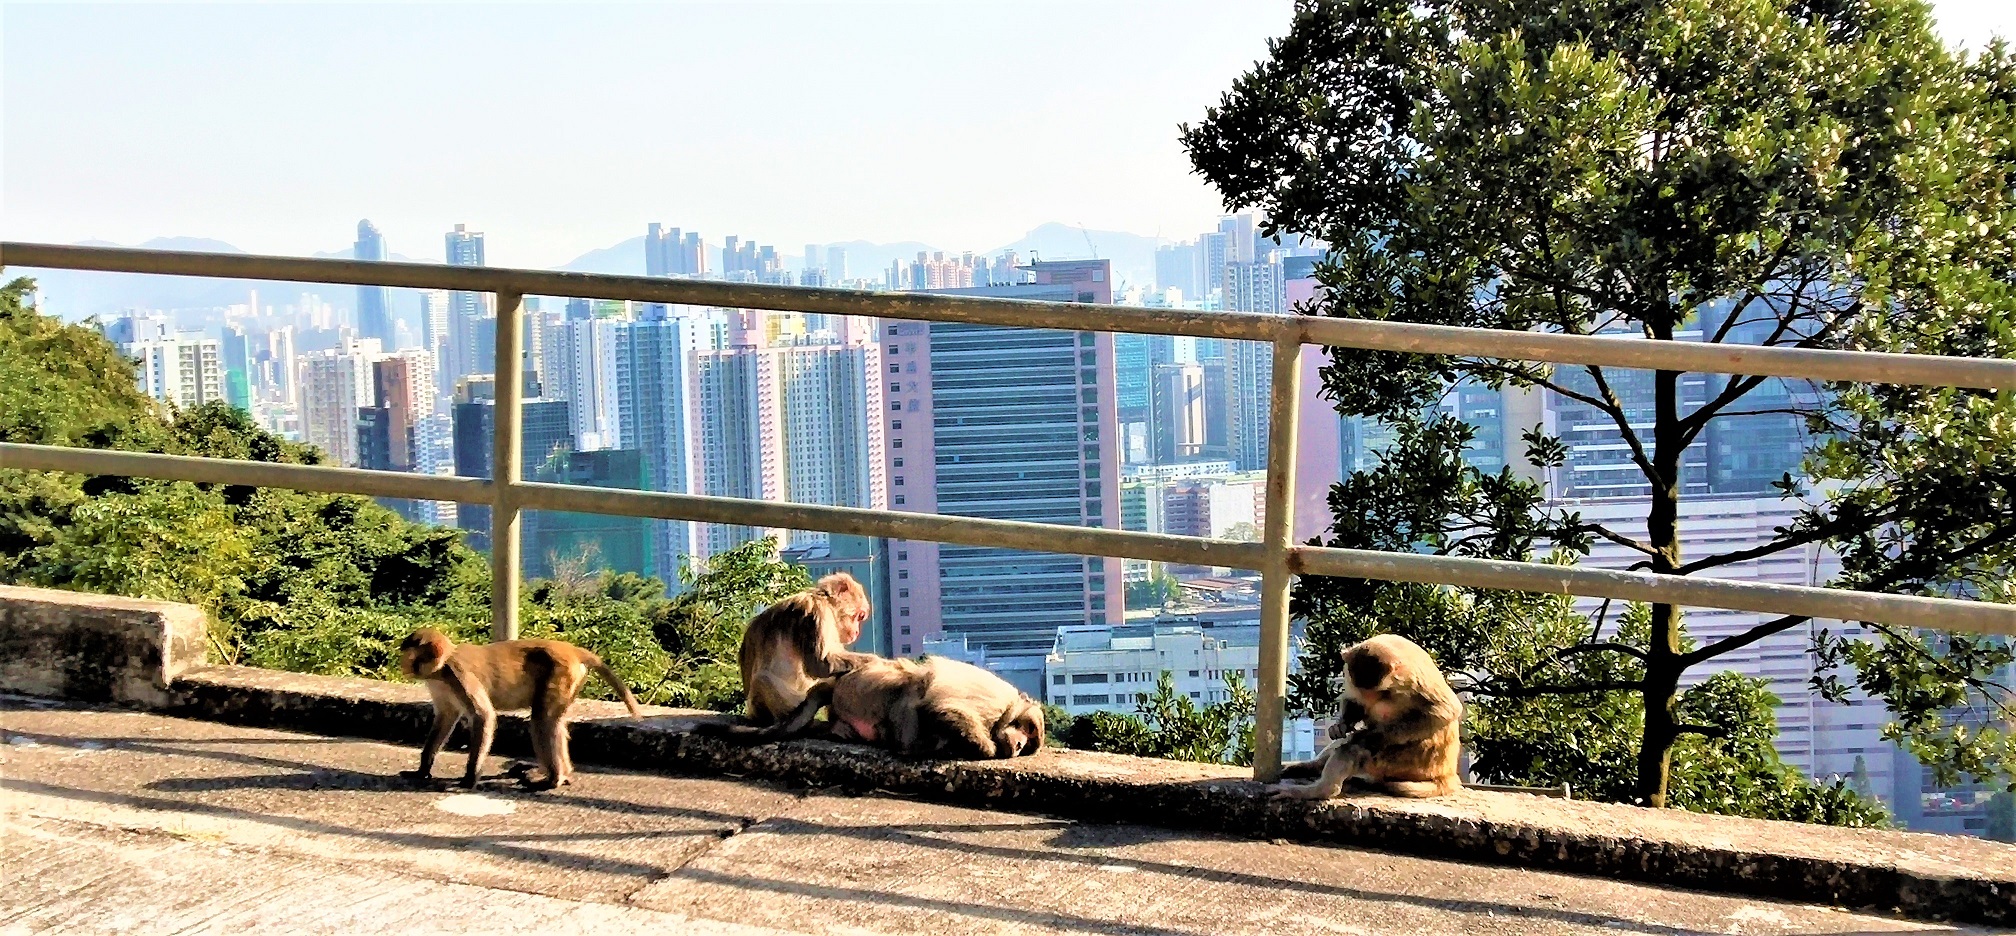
[8,1,2007,270]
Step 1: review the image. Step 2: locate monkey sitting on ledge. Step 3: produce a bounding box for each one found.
[398,628,643,790]
[1270,633,1463,800]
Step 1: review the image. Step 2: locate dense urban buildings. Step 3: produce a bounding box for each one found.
[354,220,394,348]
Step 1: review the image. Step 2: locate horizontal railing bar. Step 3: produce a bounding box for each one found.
[1,242,1277,342]
[1293,546,2016,638]
[8,241,2016,390]
[0,442,493,504]
[512,480,1267,570]
[10,441,2014,636]
[1298,317,2016,392]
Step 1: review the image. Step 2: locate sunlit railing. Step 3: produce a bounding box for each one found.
[3,241,2014,781]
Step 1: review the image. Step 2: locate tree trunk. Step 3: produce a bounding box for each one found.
[1637,637,1683,806]
[1638,314,1686,808]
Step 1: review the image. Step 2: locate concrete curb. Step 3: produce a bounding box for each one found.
[161,664,2016,927]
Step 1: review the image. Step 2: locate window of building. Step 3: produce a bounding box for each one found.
[894,477,904,486]
[897,569,908,580]
[889,363,900,373]
[1189,692,1202,700]
[893,438,902,449]
[889,383,901,394]
[892,420,902,430]
[900,626,911,635]
[1071,673,1108,684]
[1081,389,1097,403]
[894,495,906,506]
[1072,694,1110,706]
[1054,674,1066,685]
[1189,670,1200,677]
[901,644,911,654]
[900,607,910,616]
[898,587,909,598]
[1079,333,1095,347]
[1080,351,1096,366]
[888,345,900,356]
[897,550,908,560]
[887,325,903,336]
[890,401,902,411]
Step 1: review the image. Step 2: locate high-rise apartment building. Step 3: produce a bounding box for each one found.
[611,317,702,581]
[645,223,706,277]
[543,317,621,450]
[354,220,395,348]
[1150,362,1206,464]
[883,260,1124,659]
[444,225,490,385]
[218,326,253,411]
[125,333,226,410]
[1156,241,1203,298]
[826,245,849,283]
[297,338,382,467]
[690,310,885,555]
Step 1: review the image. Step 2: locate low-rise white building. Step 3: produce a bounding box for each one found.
[1043,620,1320,764]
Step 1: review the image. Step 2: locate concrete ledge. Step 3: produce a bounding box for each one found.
[158,663,2016,927]
[0,584,207,707]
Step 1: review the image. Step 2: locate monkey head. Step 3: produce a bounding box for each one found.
[994,697,1046,757]
[1340,638,1398,711]
[399,628,454,679]
[815,572,871,644]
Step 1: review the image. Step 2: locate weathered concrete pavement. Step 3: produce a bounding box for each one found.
[0,699,1989,935]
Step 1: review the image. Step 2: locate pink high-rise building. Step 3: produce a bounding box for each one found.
[884,260,1125,660]
[691,310,886,556]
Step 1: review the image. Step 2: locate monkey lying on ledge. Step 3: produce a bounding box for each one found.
[697,655,1044,759]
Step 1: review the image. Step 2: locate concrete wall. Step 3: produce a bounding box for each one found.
[0,584,207,707]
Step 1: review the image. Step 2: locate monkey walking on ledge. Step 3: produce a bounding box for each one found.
[398,628,643,790]
[1270,633,1463,800]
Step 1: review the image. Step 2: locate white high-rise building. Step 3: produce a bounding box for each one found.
[543,317,622,450]
[125,334,225,410]
[612,315,704,582]
[297,337,383,467]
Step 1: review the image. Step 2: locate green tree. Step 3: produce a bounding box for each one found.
[1068,672,1257,766]
[1183,0,2016,810]
[1125,565,1181,612]
[1986,791,2016,843]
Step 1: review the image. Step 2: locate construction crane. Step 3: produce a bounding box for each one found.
[1077,222,1099,259]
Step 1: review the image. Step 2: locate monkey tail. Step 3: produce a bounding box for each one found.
[1380,777,1462,798]
[587,657,643,718]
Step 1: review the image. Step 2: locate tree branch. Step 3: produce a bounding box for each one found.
[1555,641,1649,662]
[1681,614,1810,667]
[1581,364,1658,477]
[1574,523,1661,557]
[1672,723,1730,740]
[1474,679,1643,699]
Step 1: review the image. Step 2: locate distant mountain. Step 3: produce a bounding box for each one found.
[988,223,1166,291]
[16,237,434,322]
[558,236,646,276]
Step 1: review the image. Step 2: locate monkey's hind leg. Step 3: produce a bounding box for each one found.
[462,706,497,789]
[1270,741,1363,801]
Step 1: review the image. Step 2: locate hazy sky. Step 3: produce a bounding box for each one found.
[5,1,2011,269]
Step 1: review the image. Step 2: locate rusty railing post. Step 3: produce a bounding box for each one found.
[1253,326,1304,782]
[491,291,525,642]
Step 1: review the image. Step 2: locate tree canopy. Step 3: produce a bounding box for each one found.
[1183,0,2016,814]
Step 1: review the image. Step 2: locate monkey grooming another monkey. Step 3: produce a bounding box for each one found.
[398,628,643,790]
[699,655,1044,760]
[1271,633,1462,800]
[738,572,877,726]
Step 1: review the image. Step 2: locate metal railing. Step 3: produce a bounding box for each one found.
[3,240,2014,782]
